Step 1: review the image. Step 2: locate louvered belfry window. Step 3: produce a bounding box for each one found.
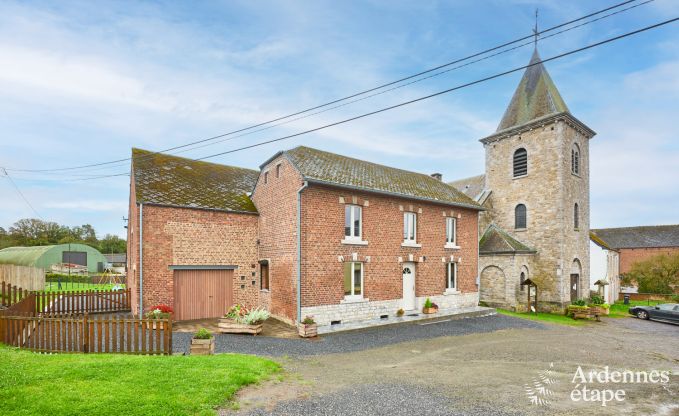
[513,148,528,177]
[571,144,580,175]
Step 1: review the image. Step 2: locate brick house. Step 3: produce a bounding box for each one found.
[127,146,483,329]
[590,225,679,303]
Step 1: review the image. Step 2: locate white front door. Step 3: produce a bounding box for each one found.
[402,263,416,310]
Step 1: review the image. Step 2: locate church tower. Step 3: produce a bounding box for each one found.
[451,49,595,310]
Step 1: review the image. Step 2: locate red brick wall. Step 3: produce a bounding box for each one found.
[130,203,259,316]
[300,185,479,307]
[619,247,679,274]
[252,156,304,323]
[127,172,140,315]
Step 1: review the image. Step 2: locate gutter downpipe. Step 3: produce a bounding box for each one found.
[139,203,143,317]
[296,181,309,323]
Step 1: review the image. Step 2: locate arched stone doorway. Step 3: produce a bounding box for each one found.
[480,265,506,305]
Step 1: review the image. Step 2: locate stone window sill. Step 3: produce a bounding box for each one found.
[401,241,422,248]
[260,289,270,293]
[341,296,368,304]
[571,172,581,178]
[341,238,369,246]
[513,174,528,180]
[514,228,527,232]
[444,243,461,250]
[444,289,461,296]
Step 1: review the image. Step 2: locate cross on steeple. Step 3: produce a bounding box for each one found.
[533,9,539,48]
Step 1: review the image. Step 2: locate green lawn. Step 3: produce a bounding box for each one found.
[497,308,588,327]
[0,345,279,416]
[43,282,126,293]
[608,299,662,318]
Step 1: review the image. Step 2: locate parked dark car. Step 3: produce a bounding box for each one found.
[628,303,679,324]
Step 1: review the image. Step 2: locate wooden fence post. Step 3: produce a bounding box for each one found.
[82,313,89,353]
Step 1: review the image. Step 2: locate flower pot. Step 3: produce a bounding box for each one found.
[422,307,438,314]
[218,318,263,335]
[298,323,317,338]
[190,338,215,355]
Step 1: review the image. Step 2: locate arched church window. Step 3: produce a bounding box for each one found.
[520,271,526,291]
[513,148,528,177]
[574,203,579,229]
[515,204,527,229]
[571,143,580,175]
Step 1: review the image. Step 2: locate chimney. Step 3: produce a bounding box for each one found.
[430,173,442,181]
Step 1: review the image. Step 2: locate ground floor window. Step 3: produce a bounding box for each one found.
[446,262,457,290]
[343,262,363,299]
[260,260,269,290]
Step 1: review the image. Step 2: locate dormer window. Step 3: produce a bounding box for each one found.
[513,148,528,177]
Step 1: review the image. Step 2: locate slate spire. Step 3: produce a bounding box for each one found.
[496,48,569,132]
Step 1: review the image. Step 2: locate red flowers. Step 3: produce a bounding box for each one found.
[149,304,173,313]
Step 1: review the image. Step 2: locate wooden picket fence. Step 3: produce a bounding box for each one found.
[0,281,170,355]
[0,313,172,355]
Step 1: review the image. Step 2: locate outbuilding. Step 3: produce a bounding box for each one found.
[0,244,108,274]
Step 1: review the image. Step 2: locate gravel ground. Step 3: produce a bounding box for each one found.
[238,384,525,416]
[172,314,545,356]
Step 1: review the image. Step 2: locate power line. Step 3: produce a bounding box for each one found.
[5,0,650,174]
[10,15,678,182]
[1,168,43,219]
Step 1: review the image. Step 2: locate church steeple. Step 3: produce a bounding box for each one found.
[496,48,569,132]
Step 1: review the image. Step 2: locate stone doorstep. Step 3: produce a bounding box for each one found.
[316,306,496,334]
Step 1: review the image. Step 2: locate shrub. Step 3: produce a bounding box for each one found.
[224,304,248,320]
[424,298,433,309]
[620,252,679,294]
[589,295,604,305]
[146,305,172,319]
[396,308,405,317]
[571,299,587,307]
[242,308,270,325]
[194,328,213,340]
[301,316,315,325]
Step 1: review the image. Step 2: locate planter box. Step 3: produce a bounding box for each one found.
[146,320,166,330]
[190,338,214,355]
[218,318,263,335]
[298,323,317,338]
[422,307,438,314]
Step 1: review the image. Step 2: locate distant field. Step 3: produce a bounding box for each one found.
[43,282,126,293]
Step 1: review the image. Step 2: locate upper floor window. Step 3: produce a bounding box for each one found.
[343,262,363,299]
[446,262,457,291]
[344,205,362,239]
[445,217,457,246]
[574,203,579,229]
[513,148,528,177]
[515,204,527,229]
[276,164,281,178]
[403,212,417,243]
[263,171,269,184]
[571,144,580,175]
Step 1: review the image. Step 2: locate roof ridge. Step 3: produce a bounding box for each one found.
[132,148,259,174]
[593,224,679,231]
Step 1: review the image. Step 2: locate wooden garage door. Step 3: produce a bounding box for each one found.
[173,269,233,321]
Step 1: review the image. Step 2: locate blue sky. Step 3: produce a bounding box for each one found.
[0,0,678,240]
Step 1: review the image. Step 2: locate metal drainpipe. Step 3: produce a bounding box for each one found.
[296,181,309,323]
[139,203,143,317]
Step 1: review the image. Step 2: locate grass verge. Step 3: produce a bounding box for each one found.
[608,300,662,318]
[43,283,126,293]
[497,308,588,327]
[0,345,279,416]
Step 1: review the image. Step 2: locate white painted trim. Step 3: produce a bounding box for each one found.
[341,238,368,246]
[401,242,422,248]
[444,243,461,250]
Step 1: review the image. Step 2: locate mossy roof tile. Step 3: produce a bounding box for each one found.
[283,146,482,209]
[590,225,679,249]
[132,148,258,213]
[479,224,536,254]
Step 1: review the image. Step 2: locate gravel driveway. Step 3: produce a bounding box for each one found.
[225,316,679,416]
[173,314,545,356]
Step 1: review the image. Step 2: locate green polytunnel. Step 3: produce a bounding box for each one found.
[0,244,108,273]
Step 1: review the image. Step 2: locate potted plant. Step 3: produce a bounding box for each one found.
[145,304,173,329]
[218,304,269,335]
[422,298,438,314]
[298,315,317,338]
[190,328,214,355]
[567,299,590,319]
[396,308,405,317]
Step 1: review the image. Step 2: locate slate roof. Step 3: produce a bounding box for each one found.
[590,225,679,250]
[132,148,258,213]
[496,48,569,132]
[448,174,485,201]
[279,146,483,209]
[479,224,536,255]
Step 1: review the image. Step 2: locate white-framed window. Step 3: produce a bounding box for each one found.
[446,262,457,290]
[446,217,456,245]
[343,262,363,299]
[403,212,417,243]
[344,205,362,239]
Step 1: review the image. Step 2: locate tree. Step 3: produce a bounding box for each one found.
[620,253,679,294]
[99,234,127,254]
